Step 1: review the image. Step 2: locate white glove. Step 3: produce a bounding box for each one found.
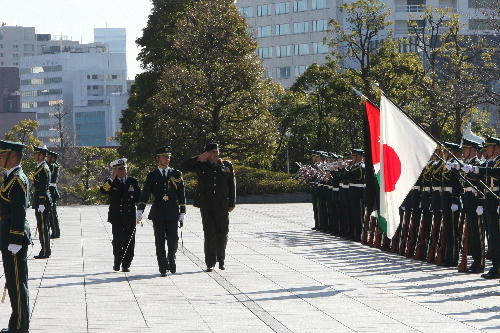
[445,162,453,170]
[136,210,143,221]
[497,206,499,215]
[461,164,473,173]
[37,205,45,213]
[476,206,484,216]
[178,213,186,228]
[7,244,22,255]
[451,204,459,212]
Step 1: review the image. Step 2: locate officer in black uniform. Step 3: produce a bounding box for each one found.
[427,150,444,263]
[0,140,31,333]
[33,145,52,259]
[100,158,141,272]
[182,143,236,272]
[309,151,321,230]
[414,156,435,260]
[47,150,61,239]
[345,149,366,242]
[137,147,186,276]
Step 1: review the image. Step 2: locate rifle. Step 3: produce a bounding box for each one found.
[457,212,469,272]
[435,215,447,266]
[390,223,402,253]
[414,213,427,261]
[427,214,439,263]
[381,233,391,251]
[399,209,411,256]
[373,218,382,248]
[405,211,418,258]
[367,215,376,247]
[361,210,369,245]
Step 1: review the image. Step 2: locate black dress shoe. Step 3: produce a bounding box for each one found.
[168,255,176,274]
[218,262,225,270]
[50,234,60,239]
[121,267,130,272]
[206,267,213,272]
[34,255,49,259]
[160,272,167,277]
[113,265,120,271]
[481,270,500,279]
[466,265,484,274]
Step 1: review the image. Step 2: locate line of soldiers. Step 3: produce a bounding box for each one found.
[297,136,500,280]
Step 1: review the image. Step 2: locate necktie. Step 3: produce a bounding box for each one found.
[162,169,167,178]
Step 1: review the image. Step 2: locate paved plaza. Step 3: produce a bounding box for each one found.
[0,203,499,332]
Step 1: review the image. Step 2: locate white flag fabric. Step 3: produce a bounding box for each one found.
[379,96,437,238]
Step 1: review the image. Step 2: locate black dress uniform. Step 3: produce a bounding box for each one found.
[0,140,31,333]
[33,146,52,259]
[181,144,236,271]
[47,151,61,239]
[345,150,366,242]
[427,158,444,263]
[100,158,141,272]
[138,147,186,275]
[415,159,434,259]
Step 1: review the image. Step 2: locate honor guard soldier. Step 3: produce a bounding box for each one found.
[32,145,52,259]
[345,149,366,242]
[100,158,141,272]
[181,143,236,272]
[309,151,321,230]
[47,151,61,239]
[427,149,444,263]
[137,147,186,276]
[460,139,485,273]
[0,140,31,333]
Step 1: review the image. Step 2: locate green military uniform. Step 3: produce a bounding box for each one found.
[33,146,52,259]
[47,151,61,239]
[181,143,235,271]
[138,147,186,275]
[0,140,31,333]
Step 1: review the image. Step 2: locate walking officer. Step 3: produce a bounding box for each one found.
[100,158,141,272]
[181,143,236,272]
[0,140,31,333]
[137,147,186,276]
[47,150,61,239]
[32,145,52,259]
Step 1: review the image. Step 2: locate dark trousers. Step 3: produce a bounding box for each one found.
[348,188,364,241]
[484,200,500,272]
[35,210,51,257]
[111,221,136,269]
[466,210,485,268]
[311,188,319,229]
[152,219,178,274]
[2,247,29,332]
[200,208,229,268]
[49,203,60,238]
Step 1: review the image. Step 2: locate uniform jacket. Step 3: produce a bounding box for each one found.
[48,161,61,201]
[0,167,31,249]
[441,158,462,207]
[137,168,186,221]
[181,157,236,210]
[32,161,52,209]
[100,177,141,224]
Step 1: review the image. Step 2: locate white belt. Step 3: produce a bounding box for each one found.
[412,186,420,190]
[340,184,350,189]
[423,187,431,192]
[464,187,477,193]
[332,187,339,191]
[326,185,333,189]
[349,183,365,188]
[49,183,57,187]
[432,186,442,192]
[443,187,453,193]
[491,186,500,191]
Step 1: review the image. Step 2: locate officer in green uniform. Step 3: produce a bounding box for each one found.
[137,146,186,276]
[46,151,61,239]
[100,158,141,272]
[32,145,52,259]
[181,143,236,272]
[0,140,31,333]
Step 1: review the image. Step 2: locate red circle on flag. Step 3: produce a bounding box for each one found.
[383,144,401,192]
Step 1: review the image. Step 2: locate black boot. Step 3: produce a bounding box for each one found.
[168,253,176,274]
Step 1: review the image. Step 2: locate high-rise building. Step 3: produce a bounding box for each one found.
[235,0,496,87]
[20,43,128,146]
[0,67,21,113]
[94,28,126,54]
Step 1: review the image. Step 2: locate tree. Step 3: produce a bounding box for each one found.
[4,119,41,179]
[119,0,280,168]
[49,102,74,149]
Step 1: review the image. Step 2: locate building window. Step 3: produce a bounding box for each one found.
[240,6,254,17]
[111,74,118,79]
[276,2,290,14]
[294,43,310,55]
[258,47,273,59]
[293,0,307,12]
[257,4,272,16]
[278,66,291,78]
[257,26,272,37]
[469,19,497,30]
[295,65,308,76]
[294,21,309,33]
[312,0,328,9]
[276,24,291,36]
[312,42,329,54]
[276,45,292,57]
[263,68,273,78]
[91,74,98,79]
[312,19,328,32]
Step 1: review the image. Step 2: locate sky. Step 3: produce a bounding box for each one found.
[2,0,153,79]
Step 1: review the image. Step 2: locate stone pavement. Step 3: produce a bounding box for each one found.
[0,204,499,333]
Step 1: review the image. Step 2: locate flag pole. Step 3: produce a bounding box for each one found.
[372,84,499,201]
